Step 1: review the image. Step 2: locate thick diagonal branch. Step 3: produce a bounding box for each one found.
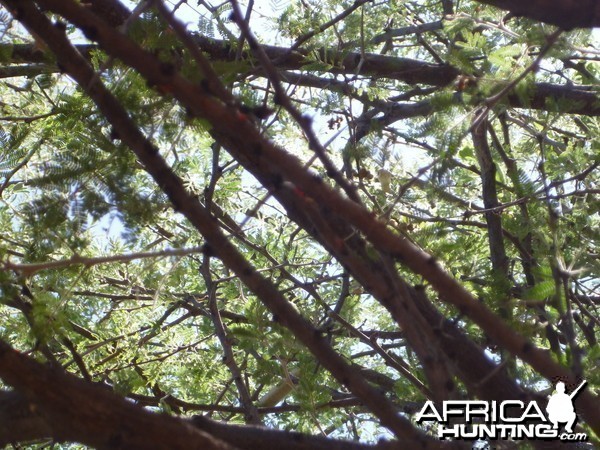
[0,343,235,450]
[13,0,600,434]
[4,0,449,443]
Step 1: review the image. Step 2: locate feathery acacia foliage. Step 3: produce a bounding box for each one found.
[0,0,598,449]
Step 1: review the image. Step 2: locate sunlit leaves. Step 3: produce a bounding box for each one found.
[0,0,598,445]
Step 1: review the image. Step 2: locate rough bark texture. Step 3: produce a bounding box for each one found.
[0,0,598,448]
[0,342,236,450]
[476,0,600,29]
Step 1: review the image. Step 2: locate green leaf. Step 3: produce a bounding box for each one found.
[523,280,555,302]
[488,44,523,69]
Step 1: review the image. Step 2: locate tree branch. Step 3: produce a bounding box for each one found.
[3,42,599,117]
[8,0,599,438]
[7,0,444,442]
[0,343,235,449]
[473,0,600,29]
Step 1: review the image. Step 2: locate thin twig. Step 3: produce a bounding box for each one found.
[229,0,362,204]
[3,246,206,277]
[472,29,563,129]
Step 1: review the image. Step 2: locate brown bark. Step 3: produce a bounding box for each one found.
[3,1,443,444]
[471,111,509,278]
[11,0,599,435]
[0,388,424,450]
[0,343,235,450]
[1,0,599,448]
[475,0,600,29]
